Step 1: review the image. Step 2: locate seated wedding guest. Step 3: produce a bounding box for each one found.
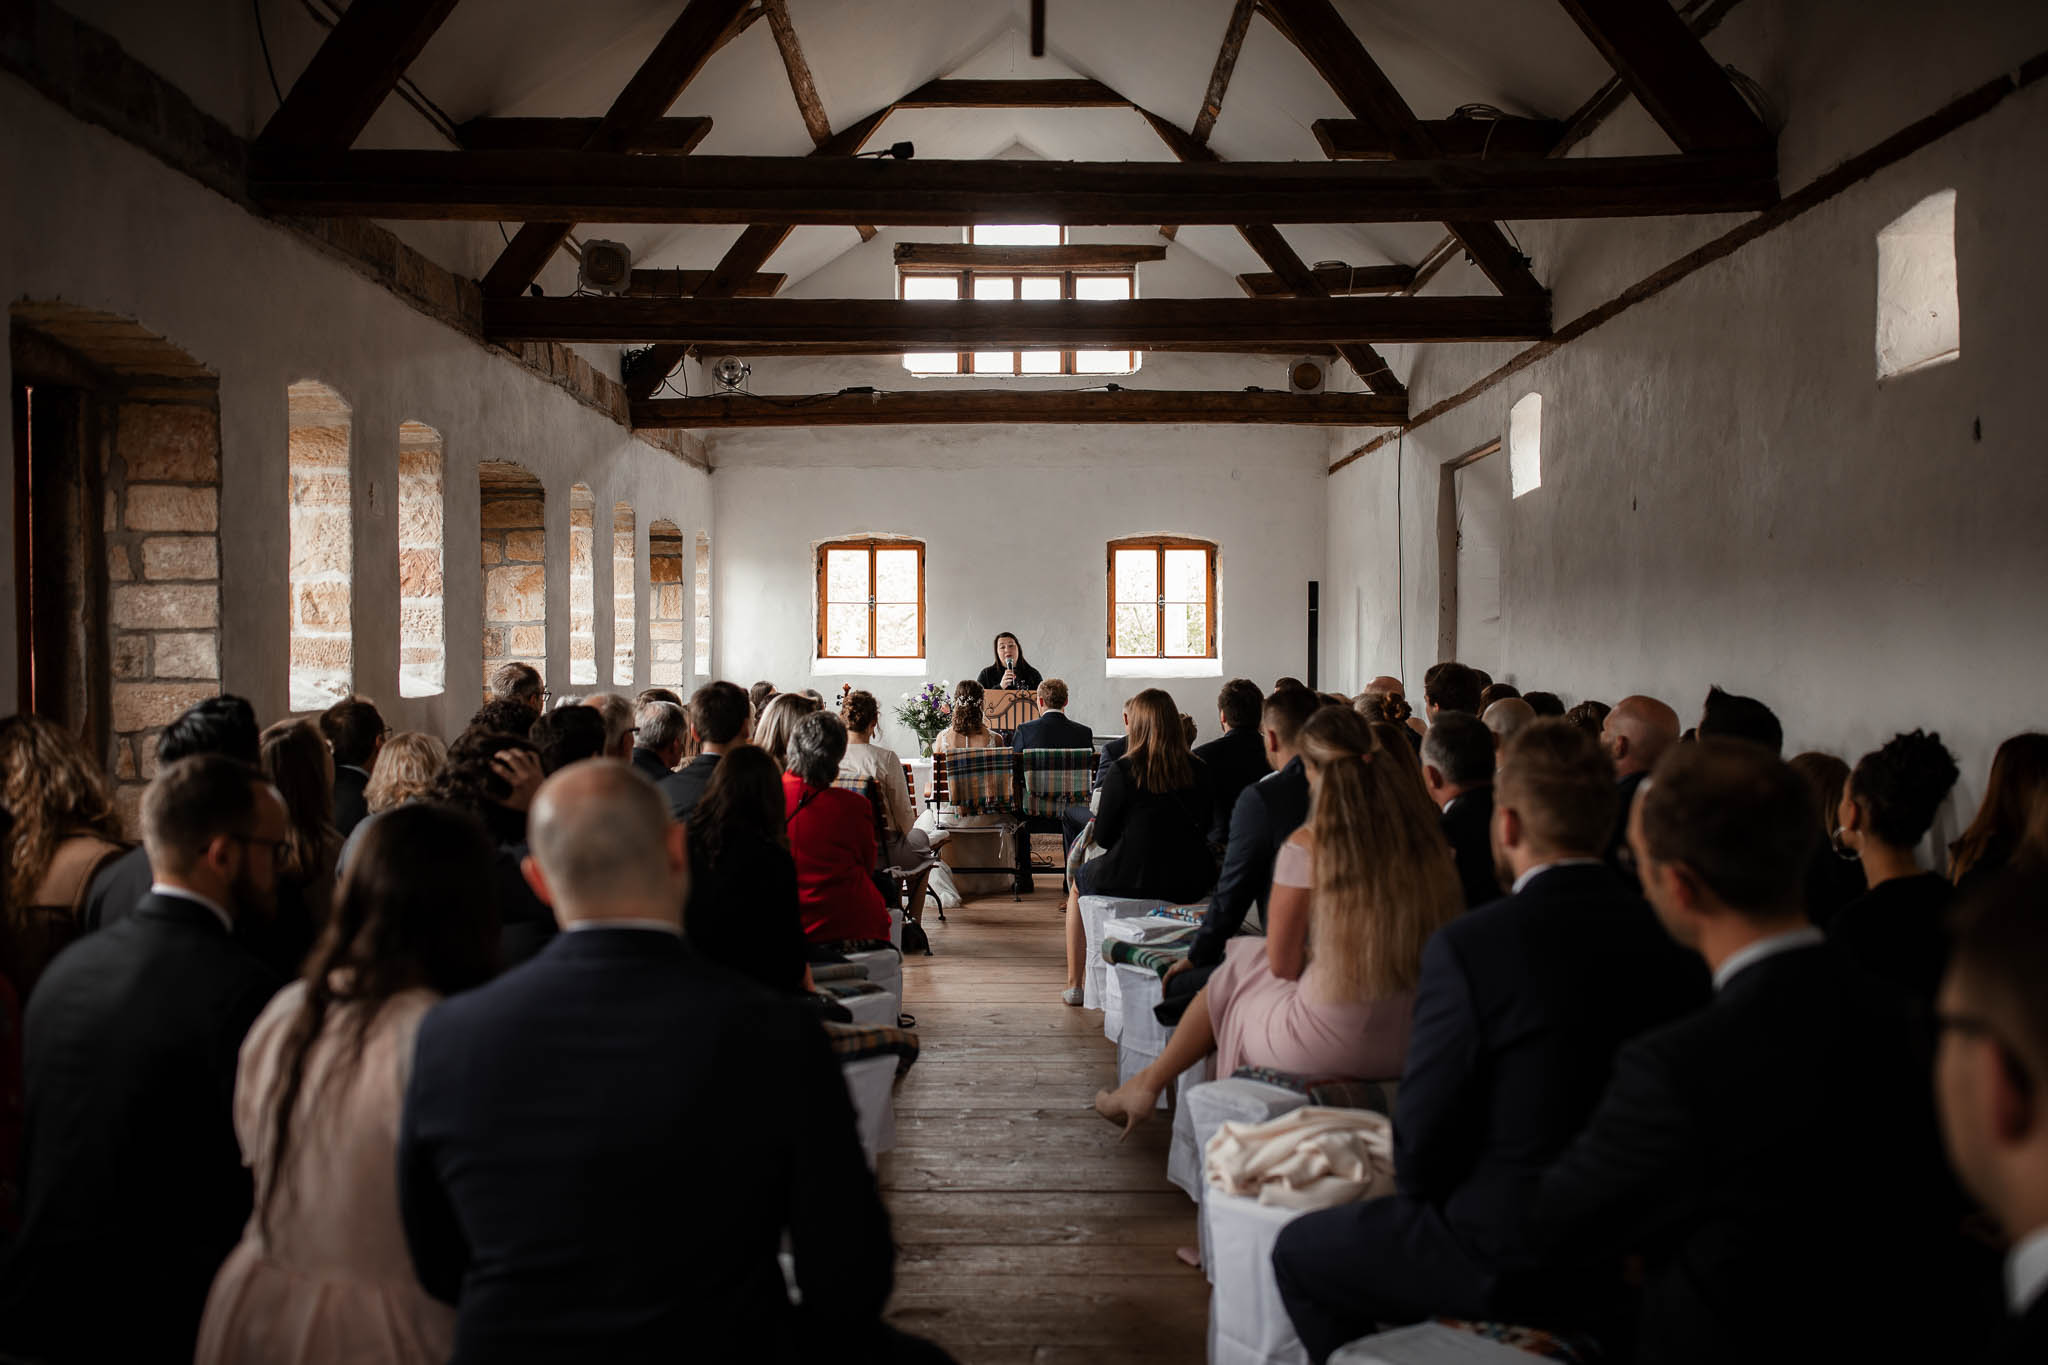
[1424,662,1483,720]
[1479,682,1522,709]
[487,661,545,713]
[337,732,447,877]
[530,704,608,774]
[1483,696,1536,748]
[1523,690,1565,718]
[1697,684,1783,753]
[1369,720,1430,794]
[1949,733,2048,894]
[1195,679,1271,846]
[757,691,823,770]
[636,687,683,709]
[466,697,537,740]
[1934,870,2048,1364]
[0,757,285,1365]
[1273,722,1709,1359]
[1829,729,1962,1005]
[977,631,1043,692]
[430,732,548,969]
[397,763,937,1362]
[0,715,127,1000]
[1420,712,1503,908]
[1160,686,1322,1019]
[1095,708,1457,1130]
[582,693,637,761]
[319,698,385,837]
[630,699,687,784]
[1523,740,1977,1364]
[85,694,260,930]
[255,720,344,977]
[749,680,778,717]
[1564,698,1610,738]
[1471,669,1495,693]
[0,803,17,1235]
[196,804,497,1365]
[1014,678,1093,755]
[1788,750,1865,928]
[661,681,751,821]
[1088,701,1130,795]
[687,745,810,995]
[1062,689,1218,1005]
[1599,694,1680,886]
[840,690,941,865]
[785,713,890,948]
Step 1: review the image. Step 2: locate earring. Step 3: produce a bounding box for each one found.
[1830,826,1860,862]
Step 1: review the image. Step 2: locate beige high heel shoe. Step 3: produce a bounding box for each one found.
[1092,1084,1158,1142]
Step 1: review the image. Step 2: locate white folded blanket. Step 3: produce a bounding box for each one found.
[1204,1104,1395,1210]
[1103,915,1196,944]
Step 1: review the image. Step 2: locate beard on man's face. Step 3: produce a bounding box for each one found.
[227,861,276,925]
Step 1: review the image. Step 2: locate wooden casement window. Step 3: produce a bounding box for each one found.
[899,269,1137,375]
[818,539,926,660]
[1108,538,1217,659]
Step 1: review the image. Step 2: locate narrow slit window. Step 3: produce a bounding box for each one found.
[569,484,595,686]
[1108,538,1216,660]
[1876,189,1960,379]
[288,381,352,712]
[479,461,546,688]
[818,539,925,661]
[1509,392,1542,499]
[612,501,635,687]
[397,421,444,697]
[693,531,712,676]
[648,519,685,689]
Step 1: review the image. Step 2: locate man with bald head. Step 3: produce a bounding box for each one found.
[1483,697,1536,748]
[1600,695,1680,888]
[397,760,933,1361]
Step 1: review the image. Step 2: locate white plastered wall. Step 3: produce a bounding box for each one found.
[1322,1,2048,842]
[712,424,1327,737]
[0,74,712,735]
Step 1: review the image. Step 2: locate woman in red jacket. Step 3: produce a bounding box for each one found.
[782,712,890,946]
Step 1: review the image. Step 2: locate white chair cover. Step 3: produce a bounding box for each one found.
[840,1053,898,1166]
[1202,1190,1313,1365]
[844,947,902,1020]
[836,989,899,1027]
[1112,962,1171,1103]
[1330,1324,1558,1364]
[1079,895,1167,1011]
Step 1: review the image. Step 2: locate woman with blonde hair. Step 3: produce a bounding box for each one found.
[753,692,822,770]
[1060,688,1217,1004]
[336,733,449,878]
[0,715,127,999]
[1094,706,1459,1133]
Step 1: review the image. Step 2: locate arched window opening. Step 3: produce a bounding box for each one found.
[693,530,712,676]
[1508,392,1542,499]
[1108,537,1216,659]
[288,380,352,712]
[480,461,546,689]
[648,519,686,689]
[569,483,596,686]
[1876,189,1960,379]
[612,500,636,687]
[397,421,444,697]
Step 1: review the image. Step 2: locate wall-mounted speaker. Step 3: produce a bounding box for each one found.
[1288,357,1327,395]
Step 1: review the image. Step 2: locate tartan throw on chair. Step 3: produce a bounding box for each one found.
[1228,1065,1397,1115]
[1101,922,1200,977]
[823,1020,922,1076]
[1432,1321,1597,1364]
[1017,748,1094,818]
[939,746,1017,817]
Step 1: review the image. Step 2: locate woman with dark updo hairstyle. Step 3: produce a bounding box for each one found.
[1827,729,1961,1005]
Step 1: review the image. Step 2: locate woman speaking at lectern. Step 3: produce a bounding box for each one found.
[976,632,1043,692]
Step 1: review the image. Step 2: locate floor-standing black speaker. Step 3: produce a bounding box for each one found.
[1307,581,1320,689]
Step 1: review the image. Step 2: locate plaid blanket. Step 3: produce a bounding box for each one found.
[823,1020,921,1076]
[1433,1321,1596,1365]
[1017,747,1094,818]
[833,774,879,799]
[1229,1065,1397,1114]
[1102,921,1199,976]
[810,938,897,961]
[1155,903,1206,924]
[809,962,868,983]
[816,978,886,1000]
[940,746,1016,816]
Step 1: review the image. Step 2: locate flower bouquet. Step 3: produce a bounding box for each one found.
[894,681,952,757]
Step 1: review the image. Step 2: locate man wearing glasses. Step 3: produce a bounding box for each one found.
[0,755,286,1363]
[1936,873,2048,1363]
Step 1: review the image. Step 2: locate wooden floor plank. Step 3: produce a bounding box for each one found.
[881,886,1206,1362]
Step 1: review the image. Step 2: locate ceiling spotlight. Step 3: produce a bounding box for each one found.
[855,141,915,160]
[711,356,751,391]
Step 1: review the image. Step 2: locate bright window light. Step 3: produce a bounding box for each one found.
[1876,189,1960,380]
[1509,392,1542,499]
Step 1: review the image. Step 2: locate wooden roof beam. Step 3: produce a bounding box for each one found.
[1314,116,1565,160]
[626,268,785,298]
[891,79,1129,108]
[255,0,462,152]
[632,389,1408,428]
[458,116,713,154]
[482,295,1552,348]
[1237,263,1414,296]
[1165,0,1259,239]
[1554,0,1772,154]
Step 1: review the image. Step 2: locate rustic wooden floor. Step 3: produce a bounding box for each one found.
[880,885,1211,1364]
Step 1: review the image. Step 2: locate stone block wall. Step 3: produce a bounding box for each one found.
[480,461,546,692]
[105,394,224,828]
[649,520,686,688]
[568,484,596,686]
[398,422,445,697]
[286,382,353,713]
[612,501,636,687]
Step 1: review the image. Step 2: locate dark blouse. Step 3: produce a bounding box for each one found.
[1085,755,1219,906]
[1827,871,1954,1006]
[976,660,1043,691]
[685,825,808,994]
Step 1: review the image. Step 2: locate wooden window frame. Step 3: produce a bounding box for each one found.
[897,267,1137,375]
[1106,536,1217,660]
[817,538,927,660]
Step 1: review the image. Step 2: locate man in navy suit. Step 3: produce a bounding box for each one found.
[1012,678,1093,756]
[397,760,946,1363]
[1420,712,1504,908]
[1273,721,1709,1361]
[1192,679,1271,846]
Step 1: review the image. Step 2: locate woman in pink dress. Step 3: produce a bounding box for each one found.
[1094,706,1462,1135]
[196,803,500,1365]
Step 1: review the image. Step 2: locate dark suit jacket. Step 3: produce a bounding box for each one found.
[1090,736,1128,791]
[82,842,152,930]
[1085,755,1218,906]
[1186,759,1310,969]
[1193,725,1270,846]
[1012,711,1094,758]
[1524,943,1985,1362]
[1441,787,1504,909]
[1990,1292,2048,1365]
[332,763,371,837]
[0,893,280,1364]
[657,751,722,822]
[398,928,893,1362]
[1605,770,1649,891]
[1827,871,1954,1007]
[629,746,673,786]
[1393,864,1709,1273]
[686,828,808,994]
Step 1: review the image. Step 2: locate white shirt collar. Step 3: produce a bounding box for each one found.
[2009,1225,2048,1317]
[564,919,682,937]
[1510,858,1604,895]
[1712,926,1825,991]
[149,882,234,934]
